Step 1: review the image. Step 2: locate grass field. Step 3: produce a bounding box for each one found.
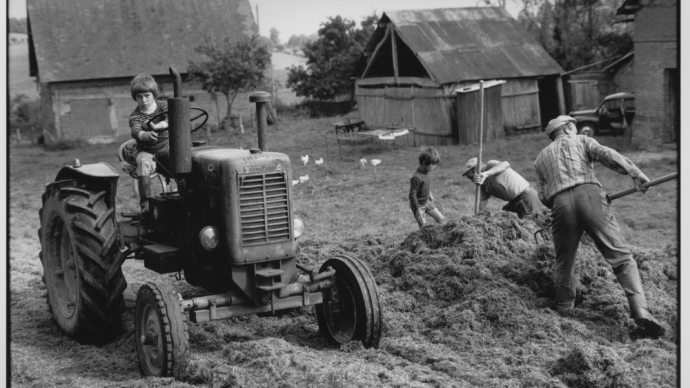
[9,113,679,387]
[9,33,39,100]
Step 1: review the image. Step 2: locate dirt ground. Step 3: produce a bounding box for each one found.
[8,135,678,387]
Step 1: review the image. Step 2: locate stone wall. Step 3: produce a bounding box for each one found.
[631,0,678,148]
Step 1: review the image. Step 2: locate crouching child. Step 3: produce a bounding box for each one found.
[409,147,446,229]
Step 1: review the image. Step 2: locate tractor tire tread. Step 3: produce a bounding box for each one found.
[138,283,189,379]
[38,180,127,343]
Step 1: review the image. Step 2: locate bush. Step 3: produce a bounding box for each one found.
[10,94,43,143]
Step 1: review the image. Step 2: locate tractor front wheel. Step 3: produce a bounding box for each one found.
[135,283,189,379]
[38,180,127,343]
[316,254,382,348]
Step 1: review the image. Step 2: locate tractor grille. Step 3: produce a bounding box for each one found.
[238,172,290,245]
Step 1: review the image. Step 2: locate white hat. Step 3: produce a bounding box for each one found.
[545,115,577,137]
[462,157,478,176]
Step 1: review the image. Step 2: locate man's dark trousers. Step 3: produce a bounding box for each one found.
[503,187,542,218]
[551,183,647,311]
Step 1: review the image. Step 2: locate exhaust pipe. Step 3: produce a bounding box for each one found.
[250,91,271,151]
[167,67,192,174]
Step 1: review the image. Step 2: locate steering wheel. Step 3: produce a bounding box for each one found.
[146,107,209,134]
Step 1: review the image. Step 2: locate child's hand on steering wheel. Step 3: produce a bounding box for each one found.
[148,121,167,131]
[139,131,159,142]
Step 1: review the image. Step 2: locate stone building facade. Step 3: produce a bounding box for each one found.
[618,0,678,147]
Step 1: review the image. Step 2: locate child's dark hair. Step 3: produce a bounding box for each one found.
[130,73,160,100]
[418,146,440,166]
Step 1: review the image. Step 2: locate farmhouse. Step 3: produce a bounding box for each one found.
[351,7,565,146]
[617,0,678,147]
[27,0,257,144]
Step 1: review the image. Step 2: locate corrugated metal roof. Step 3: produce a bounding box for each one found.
[27,0,257,83]
[356,7,563,84]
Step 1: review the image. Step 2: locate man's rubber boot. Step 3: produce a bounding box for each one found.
[632,307,665,337]
[138,175,151,217]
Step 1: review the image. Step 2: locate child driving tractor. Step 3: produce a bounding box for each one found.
[128,74,169,215]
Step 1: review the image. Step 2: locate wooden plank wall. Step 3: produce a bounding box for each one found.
[456,84,504,145]
[356,85,456,146]
[567,80,600,112]
[501,78,541,132]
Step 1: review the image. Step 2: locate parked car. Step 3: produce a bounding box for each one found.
[569,92,635,136]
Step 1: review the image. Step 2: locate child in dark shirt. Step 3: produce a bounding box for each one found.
[409,147,446,229]
[128,73,169,215]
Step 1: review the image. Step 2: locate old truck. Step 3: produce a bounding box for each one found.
[569,92,635,137]
[38,67,382,380]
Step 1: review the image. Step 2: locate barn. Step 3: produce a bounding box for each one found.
[27,0,257,144]
[351,7,565,146]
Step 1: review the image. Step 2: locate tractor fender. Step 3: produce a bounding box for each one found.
[47,162,120,207]
[54,162,119,181]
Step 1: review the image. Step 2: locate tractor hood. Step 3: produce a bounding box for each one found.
[185,145,297,265]
[186,146,292,185]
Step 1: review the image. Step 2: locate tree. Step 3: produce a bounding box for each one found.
[188,34,271,131]
[270,28,281,46]
[286,14,377,101]
[9,18,27,34]
[285,34,317,50]
[514,0,632,71]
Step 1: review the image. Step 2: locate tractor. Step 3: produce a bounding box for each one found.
[38,67,383,379]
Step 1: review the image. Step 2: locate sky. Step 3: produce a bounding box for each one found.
[7,0,522,40]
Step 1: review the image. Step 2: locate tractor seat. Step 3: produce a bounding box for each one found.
[117,139,174,191]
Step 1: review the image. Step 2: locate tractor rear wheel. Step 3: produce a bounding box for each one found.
[316,254,382,348]
[38,180,127,343]
[135,282,189,379]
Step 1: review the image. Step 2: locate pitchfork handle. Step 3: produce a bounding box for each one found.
[608,172,678,200]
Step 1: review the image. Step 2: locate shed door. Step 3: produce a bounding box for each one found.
[501,79,541,132]
[569,81,600,111]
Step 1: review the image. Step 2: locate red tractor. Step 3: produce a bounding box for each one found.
[38,68,382,379]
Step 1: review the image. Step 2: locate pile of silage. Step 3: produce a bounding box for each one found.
[316,210,677,387]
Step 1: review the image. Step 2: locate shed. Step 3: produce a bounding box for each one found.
[27,0,257,144]
[352,7,565,146]
[562,51,634,112]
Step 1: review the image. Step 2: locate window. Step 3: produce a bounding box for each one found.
[603,99,621,110]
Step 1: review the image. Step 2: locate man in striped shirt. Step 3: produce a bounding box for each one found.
[534,115,663,337]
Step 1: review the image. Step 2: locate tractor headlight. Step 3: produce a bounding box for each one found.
[199,226,220,251]
[293,218,304,239]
